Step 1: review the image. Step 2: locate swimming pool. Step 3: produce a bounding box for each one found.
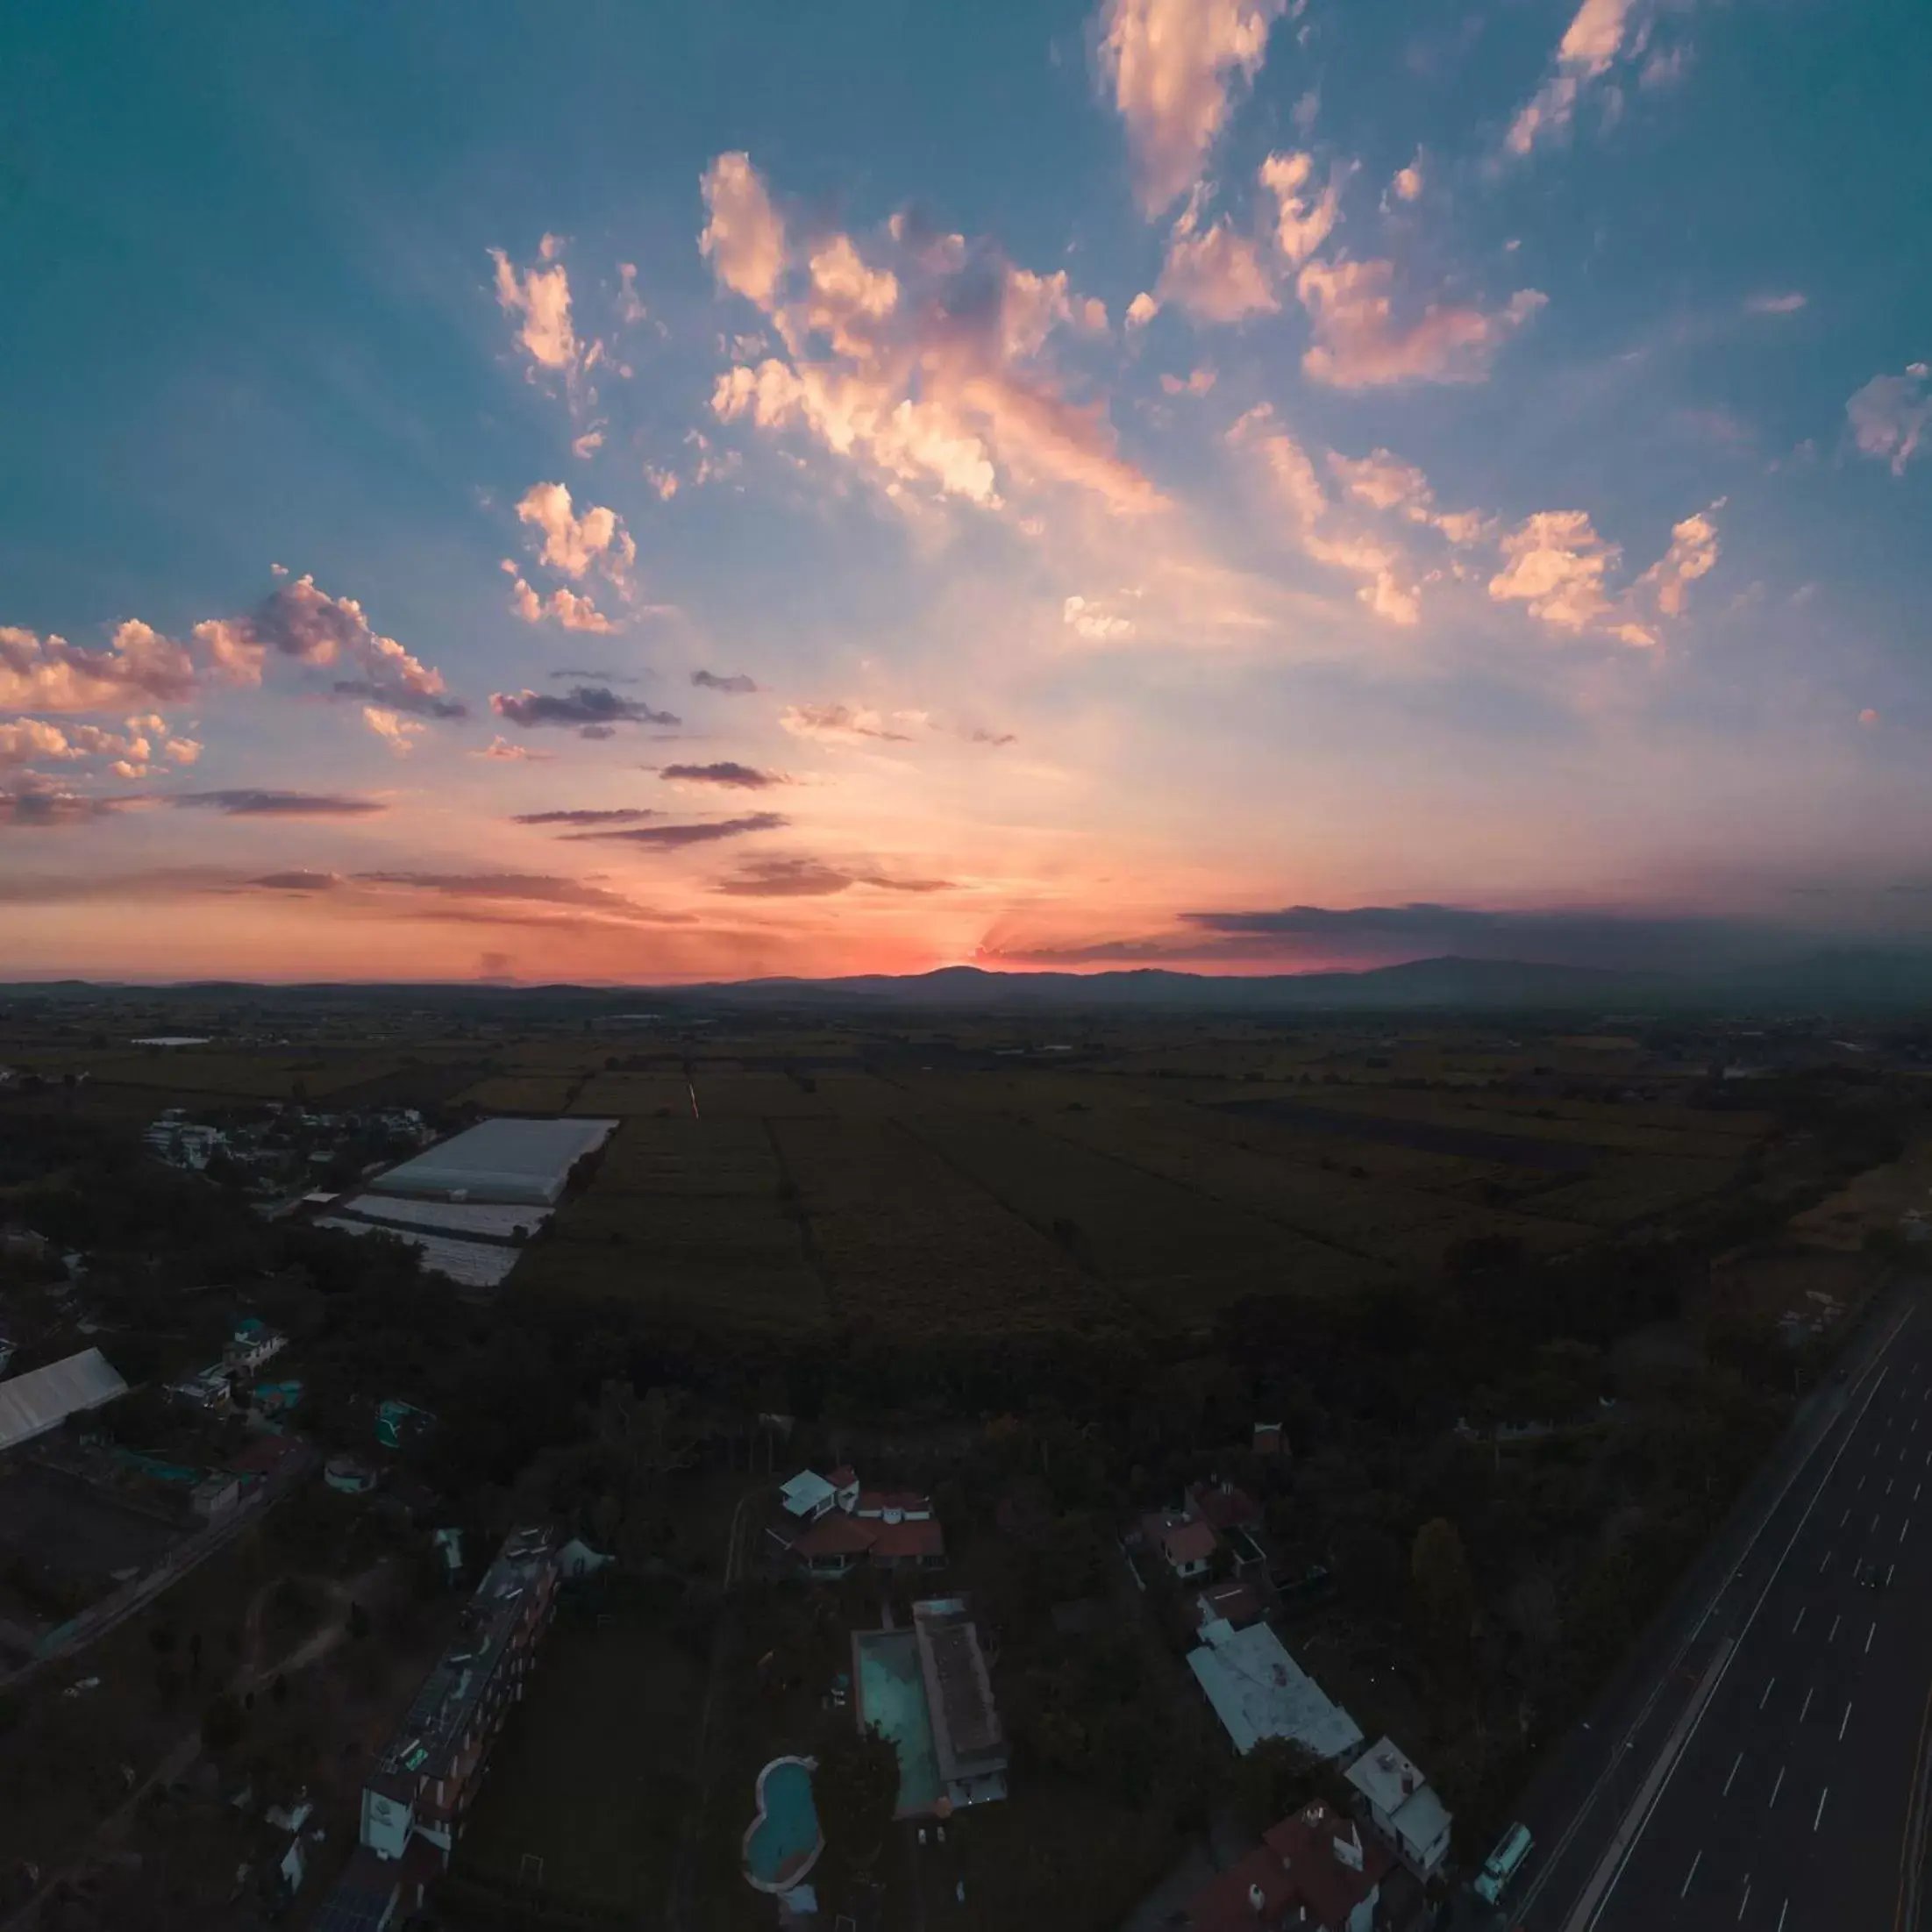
[743,1756,823,1893]
[853,1630,943,1816]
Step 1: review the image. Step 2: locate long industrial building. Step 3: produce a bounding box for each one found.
[365,1117,617,1207]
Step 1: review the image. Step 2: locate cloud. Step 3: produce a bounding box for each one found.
[171,788,389,817]
[193,574,463,716]
[1125,291,1160,329]
[701,152,788,308]
[1488,505,1719,644]
[0,716,198,778]
[616,261,647,326]
[1157,196,1280,323]
[510,807,659,825]
[504,567,618,633]
[965,725,1018,747]
[1634,507,1722,616]
[490,685,681,733]
[692,668,759,695]
[0,620,198,713]
[1258,151,1342,266]
[1296,260,1545,388]
[780,702,918,744]
[489,234,597,381]
[1230,409,1421,624]
[1326,447,1486,543]
[571,428,604,460]
[0,782,135,828]
[1745,292,1806,316]
[353,871,655,915]
[252,871,340,891]
[1505,0,1668,159]
[713,857,955,897]
[659,761,787,789]
[1846,364,1930,476]
[1488,510,1628,635]
[1063,594,1137,642]
[472,735,554,761]
[1099,0,1292,217]
[514,482,636,585]
[705,155,1157,517]
[1160,367,1217,396]
[560,811,789,848]
[1390,153,1425,203]
[362,705,424,756]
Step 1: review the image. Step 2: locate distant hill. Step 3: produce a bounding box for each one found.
[4,947,1932,1013]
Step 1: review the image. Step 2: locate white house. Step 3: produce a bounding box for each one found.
[1344,1736,1453,1879]
[225,1317,287,1374]
[1187,1620,1364,1761]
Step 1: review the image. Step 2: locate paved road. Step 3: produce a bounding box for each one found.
[1492,1281,1932,1932]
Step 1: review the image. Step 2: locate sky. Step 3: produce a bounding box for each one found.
[2,0,1928,983]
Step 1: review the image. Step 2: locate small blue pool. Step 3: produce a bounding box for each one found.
[854,1630,942,1816]
[743,1756,823,1893]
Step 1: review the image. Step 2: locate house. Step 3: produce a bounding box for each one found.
[1344,1735,1453,1879]
[1187,1479,1264,1536]
[1141,1510,1219,1582]
[1186,1618,1364,1760]
[1183,1800,1393,1932]
[192,1472,243,1520]
[170,1364,236,1414]
[558,1536,612,1580]
[767,1465,945,1576]
[0,1346,128,1458]
[226,1317,288,1374]
[358,1528,559,1869]
[1190,1579,1265,1635]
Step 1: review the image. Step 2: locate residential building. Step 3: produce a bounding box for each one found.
[225,1316,288,1373]
[1183,1800,1393,1932]
[143,1117,227,1172]
[1140,1510,1219,1582]
[1187,1479,1263,1536]
[767,1465,945,1576]
[357,1526,560,1869]
[1344,1735,1453,1879]
[1187,1618,1364,1760]
[192,1472,243,1519]
[0,1347,127,1458]
[325,1455,380,1495]
[1251,1422,1286,1457]
[1189,1579,1265,1636]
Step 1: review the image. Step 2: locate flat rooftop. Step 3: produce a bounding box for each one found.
[367,1117,617,1206]
[373,1526,554,1789]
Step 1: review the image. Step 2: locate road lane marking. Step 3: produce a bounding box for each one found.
[1843,1507,1853,1526]
[1841,1699,1855,1740]
[1725,1750,1743,1795]
[1830,1614,1843,1642]
[1860,1475,1869,1492]
[1821,1549,1834,1573]
[1777,1898,1788,1930]
[1738,1875,1751,1920]
[1887,1562,1896,1586]
[1800,1686,1815,1721]
[1904,1515,1914,1543]
[1770,1764,1786,1807]
[1681,1850,1703,1898]
[1814,1785,1830,1831]
[1890,1479,1897,1494]
[1918,1483,1923,1502]
[1876,1513,1885,1533]
[1761,1676,1777,1709]
[1869,1621,1879,1653]
[1793,1607,1807,1636]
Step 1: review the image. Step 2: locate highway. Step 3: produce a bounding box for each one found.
[1491,1283,1932,1932]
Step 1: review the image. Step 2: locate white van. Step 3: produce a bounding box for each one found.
[1472,1822,1534,1905]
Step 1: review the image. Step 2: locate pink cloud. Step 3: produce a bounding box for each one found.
[504,568,619,633]
[0,620,197,713]
[1846,364,1930,476]
[701,152,788,308]
[1489,503,1718,643]
[1258,151,1342,266]
[1504,0,1679,159]
[705,156,1157,517]
[1635,507,1722,616]
[489,234,597,381]
[1156,203,1280,322]
[1744,292,1806,316]
[1099,0,1291,216]
[514,481,637,584]
[362,705,424,756]
[1295,259,1545,388]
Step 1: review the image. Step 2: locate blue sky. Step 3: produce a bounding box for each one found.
[1,0,1927,980]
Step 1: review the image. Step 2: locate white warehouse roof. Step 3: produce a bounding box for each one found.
[1187,1620,1364,1761]
[367,1116,618,1206]
[0,1347,128,1456]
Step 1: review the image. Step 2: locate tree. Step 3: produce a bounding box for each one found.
[201,1691,246,1757]
[811,1722,900,1898]
[1410,1517,1478,1686]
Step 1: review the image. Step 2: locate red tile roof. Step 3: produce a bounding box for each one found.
[789,1511,879,1559]
[1264,1800,1392,1928]
[1182,1845,1298,1932]
[1193,1580,1264,1631]
[1188,1481,1263,1533]
[826,1464,857,1489]
[870,1517,945,1560]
